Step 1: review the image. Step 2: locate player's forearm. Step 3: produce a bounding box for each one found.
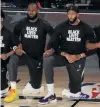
[86,43,98,50]
[6,50,14,58]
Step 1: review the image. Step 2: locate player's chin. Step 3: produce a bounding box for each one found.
[69,19,74,22]
[29,15,35,18]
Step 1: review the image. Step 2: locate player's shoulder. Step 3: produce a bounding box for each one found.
[38,18,51,26]
[98,25,100,29]
[3,27,13,37]
[55,21,68,29]
[94,25,100,29]
[18,17,27,23]
[80,21,93,30]
[3,27,12,33]
[14,17,27,29]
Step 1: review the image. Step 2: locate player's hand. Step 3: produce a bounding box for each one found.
[43,48,55,58]
[96,42,100,48]
[61,52,74,63]
[65,54,75,63]
[0,54,8,60]
[70,55,78,63]
[15,48,25,56]
[67,53,86,63]
[61,52,85,63]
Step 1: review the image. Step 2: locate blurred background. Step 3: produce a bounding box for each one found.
[1,0,100,10]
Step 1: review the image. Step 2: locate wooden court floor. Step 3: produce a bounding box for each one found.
[1,66,100,107]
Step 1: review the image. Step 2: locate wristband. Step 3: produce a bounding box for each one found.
[80,54,84,58]
[13,46,18,51]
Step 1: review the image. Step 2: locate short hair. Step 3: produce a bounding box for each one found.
[28,2,39,9]
[67,5,79,13]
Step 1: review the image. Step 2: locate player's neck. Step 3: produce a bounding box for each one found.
[29,17,38,23]
[27,13,38,23]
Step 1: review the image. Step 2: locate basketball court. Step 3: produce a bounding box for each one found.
[1,61,100,107]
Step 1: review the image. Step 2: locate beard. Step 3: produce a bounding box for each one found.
[68,16,77,24]
[27,13,38,20]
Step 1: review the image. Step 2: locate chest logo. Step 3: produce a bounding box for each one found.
[24,27,38,39]
[67,30,81,42]
[0,36,5,47]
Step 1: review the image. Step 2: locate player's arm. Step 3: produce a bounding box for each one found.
[84,25,100,50]
[44,21,54,38]
[13,21,26,56]
[13,20,24,46]
[87,26,100,50]
[0,30,16,60]
[0,40,14,60]
[43,21,54,54]
[86,41,100,50]
[0,50,14,60]
[44,25,61,57]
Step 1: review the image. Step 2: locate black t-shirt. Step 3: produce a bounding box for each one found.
[48,20,95,54]
[13,17,53,59]
[1,27,15,54]
[1,27,16,65]
[94,25,100,42]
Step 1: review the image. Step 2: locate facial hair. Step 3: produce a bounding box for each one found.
[27,13,38,21]
[68,16,77,24]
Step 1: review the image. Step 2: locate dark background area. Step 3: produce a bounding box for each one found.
[1,0,100,9]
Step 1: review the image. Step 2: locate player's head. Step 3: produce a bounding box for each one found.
[1,10,5,28]
[67,5,79,24]
[27,3,39,20]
